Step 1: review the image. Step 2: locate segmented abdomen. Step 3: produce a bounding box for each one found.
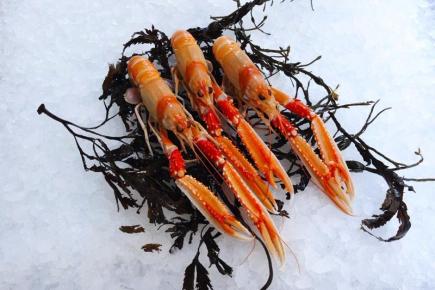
[171,30,208,80]
[213,36,256,90]
[128,56,160,86]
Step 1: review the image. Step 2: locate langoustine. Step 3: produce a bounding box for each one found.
[212,36,355,214]
[170,30,293,213]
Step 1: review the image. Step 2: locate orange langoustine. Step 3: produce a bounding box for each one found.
[171,30,293,212]
[213,35,355,215]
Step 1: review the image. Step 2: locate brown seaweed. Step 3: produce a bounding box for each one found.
[37,0,433,289]
[119,225,145,234]
[142,243,162,253]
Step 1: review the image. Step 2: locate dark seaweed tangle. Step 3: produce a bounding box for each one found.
[37,0,434,289]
